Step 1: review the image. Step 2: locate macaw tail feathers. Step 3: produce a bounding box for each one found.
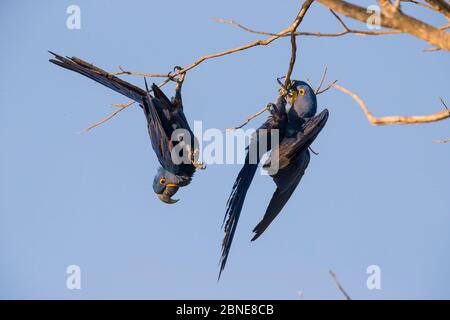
[219,159,258,280]
[49,51,147,104]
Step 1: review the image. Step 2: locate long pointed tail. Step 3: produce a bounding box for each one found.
[49,51,147,104]
[219,155,258,280]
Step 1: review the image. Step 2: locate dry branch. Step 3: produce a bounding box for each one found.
[433,138,450,143]
[333,83,450,125]
[228,105,271,130]
[80,101,135,133]
[329,270,352,300]
[82,0,449,135]
[423,0,450,19]
[114,0,315,83]
[316,0,450,51]
[284,0,315,87]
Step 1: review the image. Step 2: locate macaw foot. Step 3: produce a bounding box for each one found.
[169,66,185,83]
[192,160,207,170]
[190,149,206,170]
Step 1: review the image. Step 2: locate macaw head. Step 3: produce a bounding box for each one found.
[287,80,317,119]
[152,167,181,204]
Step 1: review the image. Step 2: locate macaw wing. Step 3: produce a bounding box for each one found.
[252,151,310,241]
[143,97,178,172]
[252,109,329,240]
[281,109,329,168]
[151,84,192,134]
[261,109,328,175]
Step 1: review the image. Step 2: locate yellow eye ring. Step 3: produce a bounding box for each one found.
[159,178,166,185]
[299,88,305,96]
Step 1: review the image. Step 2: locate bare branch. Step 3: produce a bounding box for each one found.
[333,83,450,125]
[402,0,436,11]
[211,18,275,36]
[80,102,135,133]
[114,0,315,83]
[112,100,135,108]
[423,0,450,19]
[329,270,352,300]
[284,0,315,87]
[316,80,337,95]
[440,97,449,110]
[315,66,328,94]
[433,138,450,143]
[81,1,318,133]
[316,0,450,51]
[228,105,271,130]
[314,66,338,95]
[423,46,442,52]
[214,9,407,38]
[78,0,450,133]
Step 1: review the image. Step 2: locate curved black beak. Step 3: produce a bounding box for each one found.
[156,185,180,204]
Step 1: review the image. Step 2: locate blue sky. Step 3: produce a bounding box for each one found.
[0,0,449,299]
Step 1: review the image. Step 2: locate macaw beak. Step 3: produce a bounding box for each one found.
[288,90,298,106]
[156,185,180,204]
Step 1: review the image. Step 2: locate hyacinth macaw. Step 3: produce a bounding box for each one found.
[219,80,329,278]
[49,52,204,204]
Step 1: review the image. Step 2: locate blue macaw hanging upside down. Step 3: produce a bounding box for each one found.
[49,52,204,204]
[219,80,329,278]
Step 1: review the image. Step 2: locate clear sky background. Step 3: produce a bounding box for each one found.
[0,0,449,299]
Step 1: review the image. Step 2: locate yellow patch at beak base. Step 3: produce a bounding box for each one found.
[288,90,298,105]
[166,183,178,188]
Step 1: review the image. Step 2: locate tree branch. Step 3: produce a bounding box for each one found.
[423,0,450,19]
[114,0,315,83]
[80,101,135,133]
[284,0,315,87]
[316,0,450,51]
[333,83,450,125]
[228,104,271,130]
[433,138,450,143]
[329,270,352,300]
[214,10,449,40]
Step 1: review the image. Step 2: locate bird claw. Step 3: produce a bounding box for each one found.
[190,149,206,170]
[193,160,207,170]
[168,66,185,84]
[267,103,277,116]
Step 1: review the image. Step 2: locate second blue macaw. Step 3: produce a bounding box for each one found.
[219,80,329,278]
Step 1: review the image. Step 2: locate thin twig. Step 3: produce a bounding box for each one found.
[423,47,441,52]
[228,105,270,130]
[315,67,328,94]
[316,80,337,95]
[112,101,135,108]
[329,270,352,300]
[80,102,134,133]
[306,78,316,92]
[433,138,450,143]
[402,0,435,11]
[81,75,176,132]
[333,83,450,125]
[440,97,448,110]
[284,0,315,87]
